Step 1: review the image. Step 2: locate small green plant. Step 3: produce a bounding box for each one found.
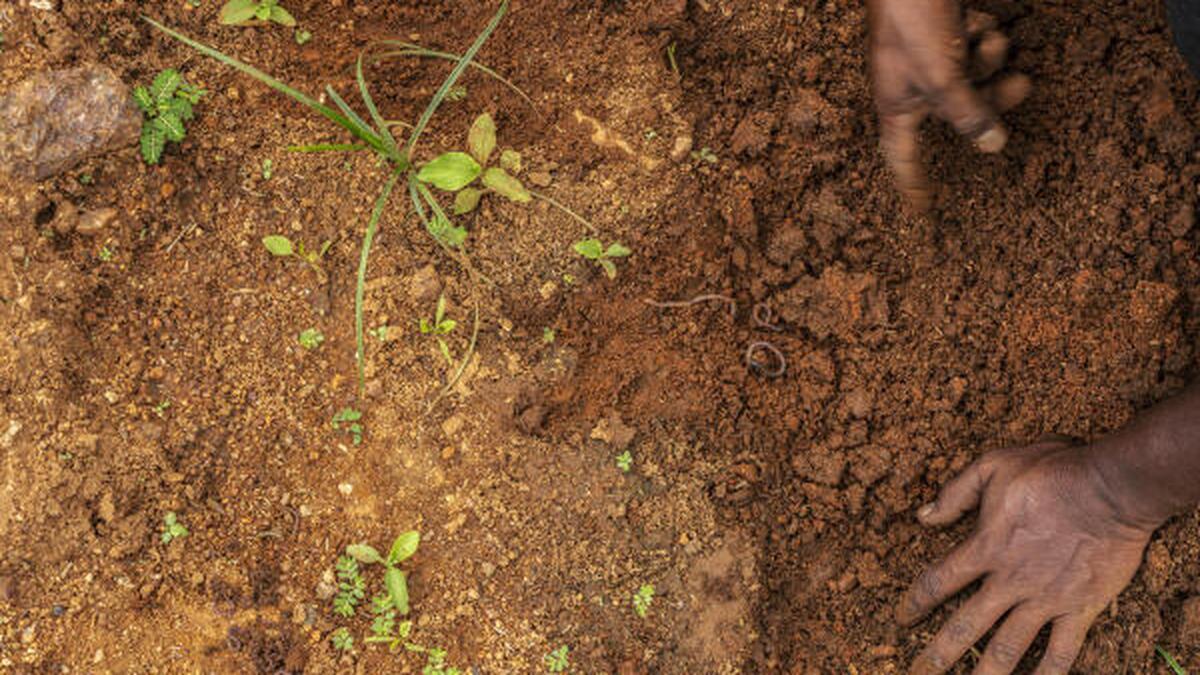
[330,627,355,652]
[261,158,273,179]
[98,246,114,262]
[633,583,654,618]
[542,327,556,344]
[219,0,296,26]
[333,555,365,617]
[371,325,390,342]
[331,408,363,445]
[134,69,204,165]
[545,645,569,672]
[616,450,632,473]
[160,512,189,543]
[294,28,312,45]
[262,235,332,276]
[691,146,718,164]
[445,85,468,102]
[298,328,325,350]
[346,531,420,617]
[1156,646,1188,675]
[152,400,171,417]
[573,239,631,279]
[405,644,461,675]
[666,42,680,77]
[419,294,457,364]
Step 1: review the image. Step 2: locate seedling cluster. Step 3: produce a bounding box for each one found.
[331,408,363,445]
[219,0,296,26]
[134,69,204,165]
[419,294,458,365]
[633,583,655,618]
[573,239,631,279]
[160,511,189,544]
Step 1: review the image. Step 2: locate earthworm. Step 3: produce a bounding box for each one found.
[752,302,783,332]
[642,294,737,320]
[745,341,787,378]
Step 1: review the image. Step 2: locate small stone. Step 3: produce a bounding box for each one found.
[590,413,636,449]
[75,207,117,235]
[407,264,442,304]
[528,171,552,187]
[671,135,694,162]
[337,482,353,496]
[298,504,312,517]
[441,414,464,437]
[440,446,457,460]
[539,281,559,299]
[480,562,495,578]
[75,433,99,453]
[315,573,337,601]
[8,244,26,262]
[51,200,79,235]
[97,491,115,523]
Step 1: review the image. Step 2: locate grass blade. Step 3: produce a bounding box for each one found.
[355,171,402,393]
[287,143,369,153]
[356,53,399,155]
[372,43,536,112]
[1157,646,1188,675]
[142,16,391,157]
[325,85,376,138]
[529,189,598,235]
[405,0,508,158]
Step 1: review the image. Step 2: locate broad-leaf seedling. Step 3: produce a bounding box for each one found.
[545,645,569,673]
[262,235,332,278]
[633,583,654,618]
[161,511,189,544]
[573,239,631,279]
[419,294,457,365]
[134,69,204,165]
[345,531,420,619]
[331,407,363,445]
[330,627,354,652]
[219,0,296,26]
[616,450,632,473]
[333,555,365,617]
[298,328,325,350]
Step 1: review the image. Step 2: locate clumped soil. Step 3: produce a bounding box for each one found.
[1,1,1198,673]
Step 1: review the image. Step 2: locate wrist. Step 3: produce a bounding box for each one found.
[1084,441,1172,532]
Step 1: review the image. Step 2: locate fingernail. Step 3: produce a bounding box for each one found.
[917,503,935,520]
[975,126,1008,153]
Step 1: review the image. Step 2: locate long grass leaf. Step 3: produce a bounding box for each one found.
[405,0,508,158]
[287,143,369,153]
[355,171,402,393]
[142,16,390,156]
[372,44,536,112]
[356,53,399,155]
[325,85,376,137]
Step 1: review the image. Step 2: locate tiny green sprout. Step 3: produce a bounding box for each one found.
[667,41,680,77]
[445,85,468,102]
[262,235,332,277]
[543,327,556,344]
[294,28,312,45]
[691,146,718,164]
[330,627,354,652]
[152,400,171,418]
[98,246,114,262]
[616,450,632,473]
[134,69,205,165]
[1156,646,1187,675]
[406,644,461,675]
[419,294,458,365]
[78,172,94,185]
[545,645,569,673]
[331,408,363,445]
[345,531,420,622]
[160,511,189,544]
[261,158,273,180]
[573,239,632,279]
[633,583,655,618]
[220,0,296,26]
[371,325,390,342]
[298,328,325,350]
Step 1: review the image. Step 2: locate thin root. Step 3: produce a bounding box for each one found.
[752,302,783,331]
[643,294,737,320]
[745,341,786,378]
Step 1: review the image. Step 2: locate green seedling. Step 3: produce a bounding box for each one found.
[667,42,680,76]
[294,28,312,45]
[419,294,457,364]
[160,512,189,544]
[616,450,632,473]
[262,235,332,277]
[298,328,325,350]
[542,327,556,344]
[692,146,718,164]
[333,554,365,617]
[405,644,461,675]
[134,69,204,165]
[152,400,171,417]
[261,158,273,179]
[371,325,390,342]
[331,407,363,445]
[545,645,569,673]
[633,583,654,618]
[346,531,420,618]
[330,627,354,652]
[1156,646,1187,675]
[98,246,114,262]
[78,172,94,185]
[219,0,296,26]
[573,239,631,279]
[445,85,468,102]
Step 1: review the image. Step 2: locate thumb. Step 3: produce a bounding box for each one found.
[918,455,995,526]
[933,79,1009,154]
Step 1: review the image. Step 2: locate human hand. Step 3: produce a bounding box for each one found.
[869,0,1032,210]
[899,440,1155,674]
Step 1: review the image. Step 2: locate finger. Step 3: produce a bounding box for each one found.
[897,538,986,626]
[932,79,1008,153]
[911,588,1012,675]
[971,30,1009,80]
[964,10,998,37]
[972,606,1047,675]
[918,455,996,527]
[879,108,931,211]
[1031,615,1092,675]
[982,73,1032,114]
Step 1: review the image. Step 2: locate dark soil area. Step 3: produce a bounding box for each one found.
[1,1,1198,673]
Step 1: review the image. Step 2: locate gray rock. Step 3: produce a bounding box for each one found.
[0,65,141,181]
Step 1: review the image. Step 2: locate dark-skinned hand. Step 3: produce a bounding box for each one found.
[900,441,1154,674]
[869,0,1032,210]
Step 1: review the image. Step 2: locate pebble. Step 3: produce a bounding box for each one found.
[671,135,694,162]
[337,482,353,496]
[441,414,464,437]
[316,570,337,600]
[298,504,313,517]
[51,200,79,235]
[75,207,117,235]
[8,244,26,262]
[528,170,552,187]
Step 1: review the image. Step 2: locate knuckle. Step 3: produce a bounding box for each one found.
[1041,651,1076,673]
[944,616,975,643]
[916,568,943,601]
[986,640,1021,666]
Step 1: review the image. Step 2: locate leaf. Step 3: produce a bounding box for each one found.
[255,4,272,21]
[437,320,457,334]
[435,294,446,323]
[387,531,420,565]
[262,235,294,256]
[427,213,467,248]
[499,149,522,174]
[154,113,186,142]
[438,338,453,364]
[150,69,182,103]
[453,187,483,215]
[385,567,410,615]
[599,258,617,279]
[133,86,154,114]
[219,0,259,24]
[164,97,194,121]
[481,168,530,203]
[269,5,296,26]
[605,243,632,258]
[418,318,433,334]
[416,152,481,191]
[140,124,166,165]
[467,113,496,165]
[346,544,384,565]
[572,239,603,260]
